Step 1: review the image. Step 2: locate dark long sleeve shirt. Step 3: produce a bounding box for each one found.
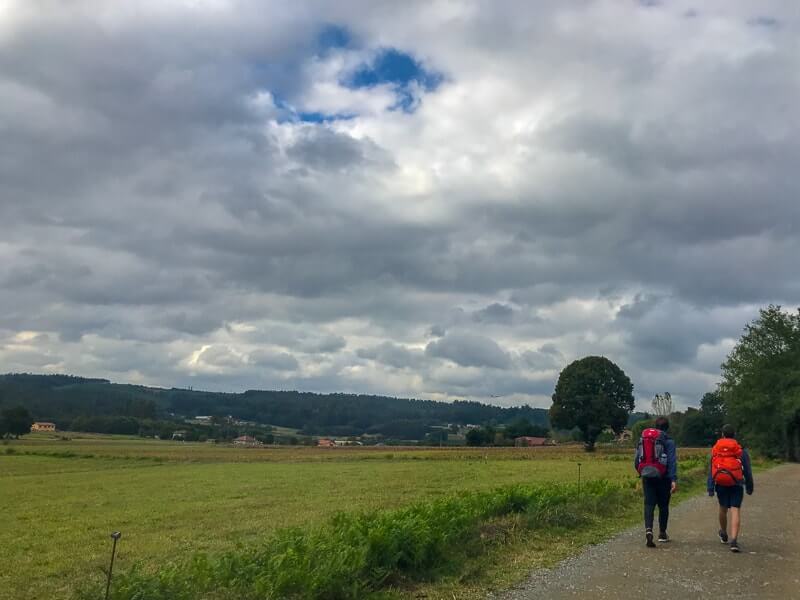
[634,434,677,482]
[707,446,754,494]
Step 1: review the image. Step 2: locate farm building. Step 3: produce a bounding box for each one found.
[317,438,335,448]
[233,435,261,447]
[30,422,56,432]
[617,429,633,442]
[514,436,555,447]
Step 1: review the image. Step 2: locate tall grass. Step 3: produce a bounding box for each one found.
[85,480,631,600]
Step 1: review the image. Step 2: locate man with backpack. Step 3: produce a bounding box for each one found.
[708,424,754,553]
[634,416,677,547]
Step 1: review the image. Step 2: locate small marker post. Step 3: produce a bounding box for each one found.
[577,463,582,494]
[105,531,122,600]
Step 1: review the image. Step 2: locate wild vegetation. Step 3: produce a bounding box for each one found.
[1,435,727,600]
[719,305,800,460]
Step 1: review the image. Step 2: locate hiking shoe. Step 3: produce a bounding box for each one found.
[658,531,670,543]
[719,529,729,544]
[730,539,740,553]
[646,529,656,548]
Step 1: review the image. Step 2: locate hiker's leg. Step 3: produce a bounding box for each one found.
[719,505,728,533]
[643,479,656,530]
[657,479,670,533]
[644,503,655,530]
[730,507,741,540]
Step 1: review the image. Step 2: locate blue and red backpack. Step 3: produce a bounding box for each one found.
[636,428,668,478]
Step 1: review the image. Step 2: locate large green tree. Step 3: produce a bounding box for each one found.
[0,406,34,439]
[549,356,635,451]
[720,305,800,460]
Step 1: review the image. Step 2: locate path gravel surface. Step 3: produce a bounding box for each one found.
[491,463,800,600]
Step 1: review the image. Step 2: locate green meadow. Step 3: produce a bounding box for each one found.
[1,436,709,600]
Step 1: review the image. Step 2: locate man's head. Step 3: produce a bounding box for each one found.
[655,417,669,432]
[721,424,736,438]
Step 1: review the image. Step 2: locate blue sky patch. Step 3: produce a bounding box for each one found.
[343,48,443,113]
[297,110,357,123]
[348,48,442,90]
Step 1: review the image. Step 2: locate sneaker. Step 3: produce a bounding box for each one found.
[719,529,729,544]
[658,531,670,543]
[646,529,656,548]
[730,539,740,553]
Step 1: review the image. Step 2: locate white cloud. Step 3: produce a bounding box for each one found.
[1,1,798,408]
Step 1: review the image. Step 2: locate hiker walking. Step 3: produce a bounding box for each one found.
[708,424,754,552]
[634,416,677,547]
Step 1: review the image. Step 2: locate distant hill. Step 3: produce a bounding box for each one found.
[0,373,550,439]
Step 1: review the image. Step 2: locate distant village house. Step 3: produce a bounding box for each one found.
[617,429,633,442]
[317,438,335,448]
[514,436,555,447]
[30,422,56,433]
[233,435,262,447]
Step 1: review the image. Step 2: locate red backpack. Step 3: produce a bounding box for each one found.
[711,438,743,486]
[636,428,668,478]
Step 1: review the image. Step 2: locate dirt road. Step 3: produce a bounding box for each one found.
[492,464,800,600]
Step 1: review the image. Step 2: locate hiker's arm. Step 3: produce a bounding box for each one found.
[667,439,677,482]
[707,455,714,495]
[742,449,754,494]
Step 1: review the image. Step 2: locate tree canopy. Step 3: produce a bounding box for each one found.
[720,305,800,460]
[549,356,634,451]
[0,406,33,439]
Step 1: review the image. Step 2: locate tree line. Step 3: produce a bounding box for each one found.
[547,305,800,460]
[0,374,550,440]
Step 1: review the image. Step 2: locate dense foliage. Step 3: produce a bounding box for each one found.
[549,356,634,451]
[83,480,631,600]
[720,305,800,460]
[0,373,549,440]
[0,406,33,438]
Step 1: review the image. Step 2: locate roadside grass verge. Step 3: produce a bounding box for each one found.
[80,480,633,600]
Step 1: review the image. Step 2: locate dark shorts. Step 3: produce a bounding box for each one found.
[716,484,744,508]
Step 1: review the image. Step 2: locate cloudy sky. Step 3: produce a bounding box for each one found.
[1,0,798,410]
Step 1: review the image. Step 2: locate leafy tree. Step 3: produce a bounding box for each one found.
[631,418,656,441]
[549,356,635,451]
[595,429,616,444]
[1,406,34,439]
[505,418,549,439]
[679,407,715,446]
[720,305,800,460]
[700,391,725,434]
[464,428,486,446]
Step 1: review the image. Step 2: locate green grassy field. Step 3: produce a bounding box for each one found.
[0,435,707,600]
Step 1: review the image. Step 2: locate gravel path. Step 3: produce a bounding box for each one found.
[491,463,800,600]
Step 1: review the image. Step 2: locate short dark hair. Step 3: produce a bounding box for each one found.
[655,417,669,432]
[722,424,736,438]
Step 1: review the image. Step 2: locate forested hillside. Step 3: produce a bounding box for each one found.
[0,373,550,439]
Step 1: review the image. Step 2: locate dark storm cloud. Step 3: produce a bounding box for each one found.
[473,302,515,325]
[425,333,512,370]
[247,349,300,371]
[356,341,424,369]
